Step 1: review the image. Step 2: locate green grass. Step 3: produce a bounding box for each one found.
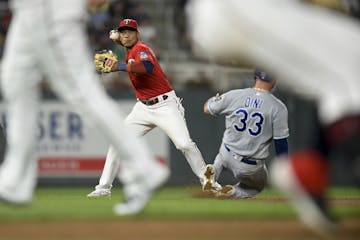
[0,186,359,222]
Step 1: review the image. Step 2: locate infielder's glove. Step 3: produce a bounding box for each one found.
[94,50,118,73]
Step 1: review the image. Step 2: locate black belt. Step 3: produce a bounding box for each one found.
[224,144,257,165]
[241,158,257,165]
[140,94,168,106]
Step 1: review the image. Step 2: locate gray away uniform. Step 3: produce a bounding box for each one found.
[207,88,289,198]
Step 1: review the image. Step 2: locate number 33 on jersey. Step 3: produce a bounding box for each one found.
[206,88,289,159]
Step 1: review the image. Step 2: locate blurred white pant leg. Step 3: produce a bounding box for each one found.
[188,0,360,124]
[227,1,360,124]
[118,106,170,197]
[116,104,159,187]
[0,88,40,203]
[0,11,42,202]
[95,103,156,191]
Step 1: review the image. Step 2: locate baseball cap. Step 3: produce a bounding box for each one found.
[118,18,138,31]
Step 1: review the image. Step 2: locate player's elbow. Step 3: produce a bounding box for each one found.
[128,61,153,74]
[203,101,210,114]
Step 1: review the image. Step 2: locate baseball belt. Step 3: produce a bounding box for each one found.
[224,144,257,165]
[140,94,169,106]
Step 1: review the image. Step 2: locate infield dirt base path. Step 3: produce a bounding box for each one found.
[0,218,359,240]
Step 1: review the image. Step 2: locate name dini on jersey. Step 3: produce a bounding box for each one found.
[244,97,263,109]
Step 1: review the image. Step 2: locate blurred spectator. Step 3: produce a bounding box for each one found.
[129,1,150,23]
[0,27,6,58]
[138,16,156,46]
[0,9,10,29]
[138,16,161,59]
[0,0,160,91]
[0,2,10,58]
[305,0,360,19]
[108,0,133,26]
[87,0,113,52]
[174,0,191,50]
[88,1,110,31]
[185,72,212,89]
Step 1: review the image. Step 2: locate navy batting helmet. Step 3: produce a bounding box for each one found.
[254,69,273,82]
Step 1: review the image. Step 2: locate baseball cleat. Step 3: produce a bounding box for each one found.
[215,185,235,198]
[0,194,32,205]
[202,164,217,192]
[87,189,111,198]
[114,164,169,216]
[270,156,337,237]
[113,192,151,216]
[0,187,32,205]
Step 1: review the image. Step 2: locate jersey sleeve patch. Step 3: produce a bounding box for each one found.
[138,51,149,60]
[213,93,224,102]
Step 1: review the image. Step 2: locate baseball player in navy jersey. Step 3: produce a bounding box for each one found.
[187,0,360,235]
[0,0,168,216]
[87,19,216,210]
[203,69,289,198]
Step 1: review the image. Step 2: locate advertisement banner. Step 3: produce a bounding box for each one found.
[0,100,169,177]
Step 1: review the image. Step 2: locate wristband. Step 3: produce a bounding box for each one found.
[116,63,127,72]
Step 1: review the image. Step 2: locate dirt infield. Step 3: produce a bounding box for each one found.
[0,218,359,240]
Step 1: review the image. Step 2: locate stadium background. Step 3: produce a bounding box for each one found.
[0,1,359,240]
[0,0,357,187]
